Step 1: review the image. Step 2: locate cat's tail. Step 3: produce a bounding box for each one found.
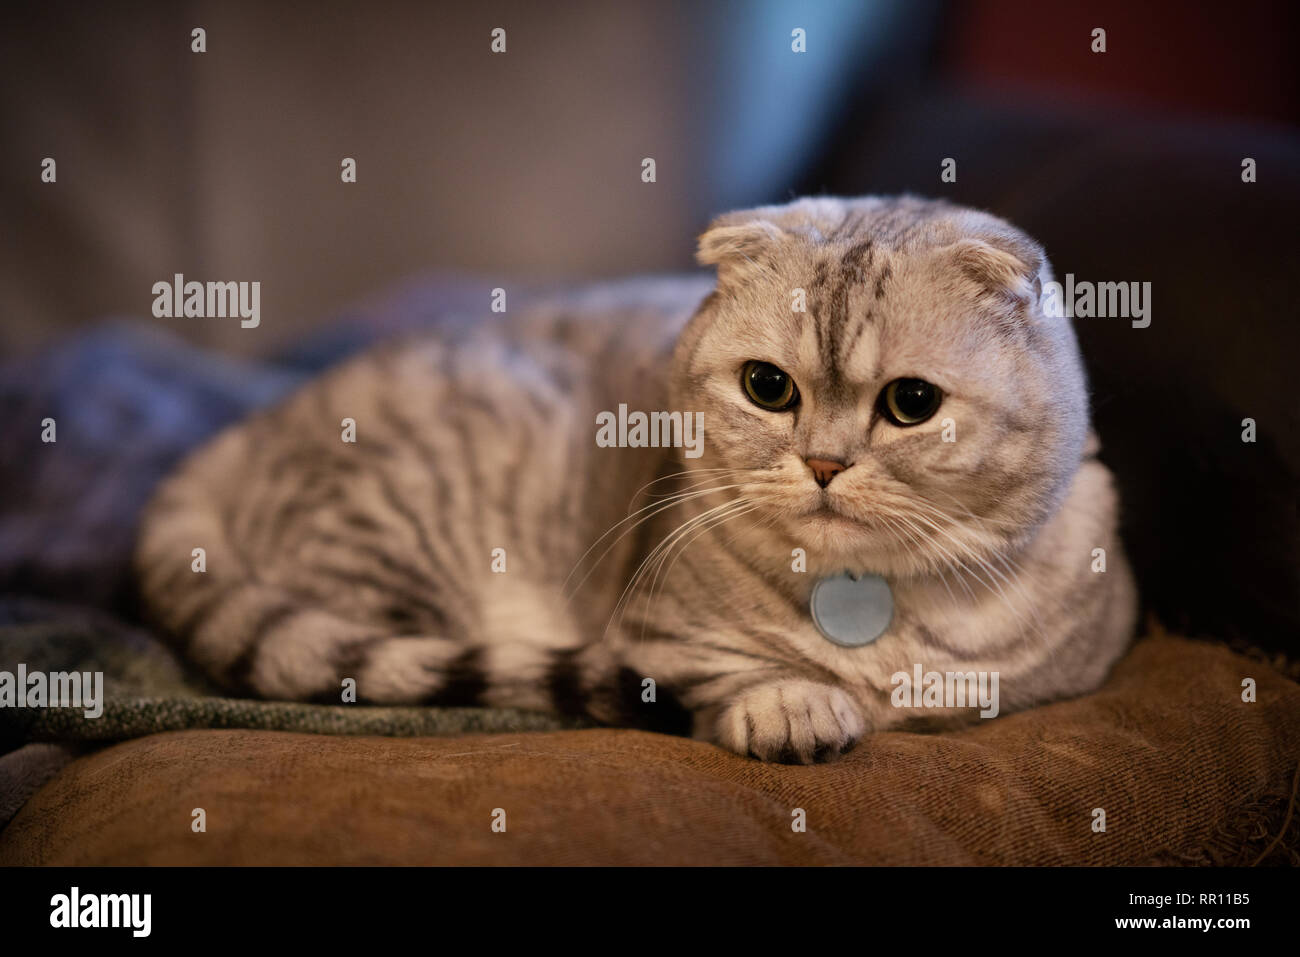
[133,420,471,705]
[133,413,592,709]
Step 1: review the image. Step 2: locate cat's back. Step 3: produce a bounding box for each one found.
[134,273,713,702]
[157,272,713,486]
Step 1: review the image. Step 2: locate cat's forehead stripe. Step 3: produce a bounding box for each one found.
[807,240,893,395]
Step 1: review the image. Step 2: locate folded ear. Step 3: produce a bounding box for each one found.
[695,217,788,288]
[695,197,863,288]
[950,236,1046,305]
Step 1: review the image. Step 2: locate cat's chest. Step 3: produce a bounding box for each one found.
[644,563,1008,690]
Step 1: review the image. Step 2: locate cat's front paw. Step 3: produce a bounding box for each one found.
[713,679,866,764]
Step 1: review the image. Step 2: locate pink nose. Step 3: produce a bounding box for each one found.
[806,457,848,488]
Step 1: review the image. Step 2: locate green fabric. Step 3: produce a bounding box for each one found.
[7,697,584,742]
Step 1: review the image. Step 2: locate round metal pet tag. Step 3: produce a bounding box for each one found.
[810,572,894,648]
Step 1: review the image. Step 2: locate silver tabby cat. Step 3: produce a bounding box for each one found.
[136,196,1137,762]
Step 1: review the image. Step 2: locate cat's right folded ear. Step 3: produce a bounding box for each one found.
[696,217,787,288]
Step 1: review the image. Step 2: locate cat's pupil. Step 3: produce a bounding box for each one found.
[742,361,797,409]
[749,364,786,401]
[882,378,941,425]
[893,380,933,415]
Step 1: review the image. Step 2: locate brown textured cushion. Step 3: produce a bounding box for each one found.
[2,633,1297,865]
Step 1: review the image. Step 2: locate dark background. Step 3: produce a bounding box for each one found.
[1,0,1297,650]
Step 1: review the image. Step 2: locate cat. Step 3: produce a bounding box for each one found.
[135,195,1138,763]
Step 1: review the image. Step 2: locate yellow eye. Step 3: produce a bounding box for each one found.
[880,378,942,426]
[742,361,799,411]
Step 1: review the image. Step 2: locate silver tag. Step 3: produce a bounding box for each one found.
[810,572,893,647]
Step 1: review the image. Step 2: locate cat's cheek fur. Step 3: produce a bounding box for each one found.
[706,679,867,763]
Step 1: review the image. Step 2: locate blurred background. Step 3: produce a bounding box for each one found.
[0,0,1297,649]
[3,0,1295,354]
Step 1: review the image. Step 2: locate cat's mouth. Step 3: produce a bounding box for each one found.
[804,503,864,527]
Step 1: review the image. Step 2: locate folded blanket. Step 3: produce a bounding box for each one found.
[0,596,581,828]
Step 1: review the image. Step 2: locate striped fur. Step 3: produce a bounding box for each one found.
[136,196,1137,762]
